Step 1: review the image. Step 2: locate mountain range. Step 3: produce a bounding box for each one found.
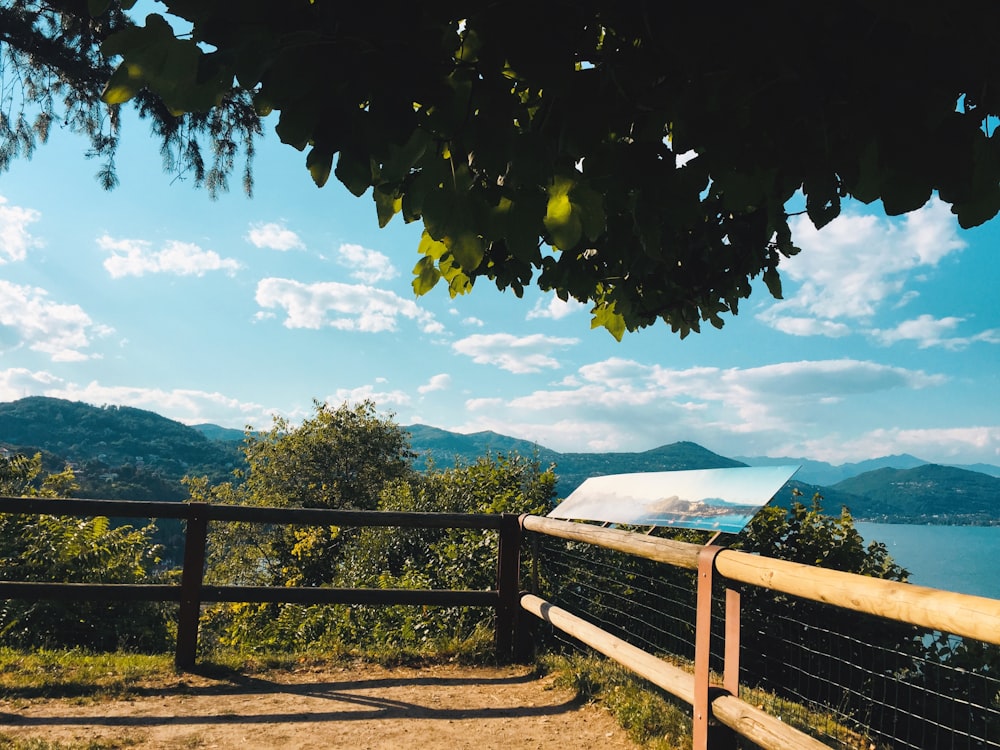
[1,397,998,524]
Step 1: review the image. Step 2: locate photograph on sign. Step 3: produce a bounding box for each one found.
[548,465,800,534]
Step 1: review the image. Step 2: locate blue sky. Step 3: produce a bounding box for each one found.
[1,110,998,467]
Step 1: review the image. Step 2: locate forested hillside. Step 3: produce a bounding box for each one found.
[2,397,998,524]
[407,425,744,493]
[0,397,241,500]
[831,465,1000,524]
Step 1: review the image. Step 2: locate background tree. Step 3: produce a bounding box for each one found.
[0,452,170,652]
[192,407,556,654]
[191,400,416,591]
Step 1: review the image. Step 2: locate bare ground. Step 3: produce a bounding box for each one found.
[0,662,641,749]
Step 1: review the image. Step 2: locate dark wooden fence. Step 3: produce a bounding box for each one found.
[0,497,523,668]
[6,497,1000,749]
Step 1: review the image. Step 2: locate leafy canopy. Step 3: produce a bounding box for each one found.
[0,1,260,193]
[7,2,1000,337]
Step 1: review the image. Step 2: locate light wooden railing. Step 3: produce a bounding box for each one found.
[520,514,1000,750]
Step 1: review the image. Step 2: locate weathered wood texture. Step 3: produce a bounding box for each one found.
[520,594,830,750]
[714,549,1000,646]
[521,514,702,569]
[523,514,1000,646]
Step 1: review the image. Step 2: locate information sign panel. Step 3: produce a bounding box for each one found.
[548,465,800,534]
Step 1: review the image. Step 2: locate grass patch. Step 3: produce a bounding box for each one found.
[539,651,882,750]
[0,648,172,701]
[0,627,497,702]
[0,734,139,749]
[539,652,693,749]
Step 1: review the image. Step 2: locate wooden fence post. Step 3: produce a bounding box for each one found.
[694,545,737,750]
[495,513,522,663]
[175,503,209,670]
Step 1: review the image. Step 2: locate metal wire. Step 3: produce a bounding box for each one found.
[529,531,1000,750]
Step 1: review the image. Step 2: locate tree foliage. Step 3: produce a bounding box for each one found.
[0,452,170,652]
[6,2,1000,336]
[190,401,555,654]
[0,0,260,193]
[189,400,416,590]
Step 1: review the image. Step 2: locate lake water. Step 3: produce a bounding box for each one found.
[855,522,1000,600]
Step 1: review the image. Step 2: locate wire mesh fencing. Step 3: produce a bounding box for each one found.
[527,530,1000,749]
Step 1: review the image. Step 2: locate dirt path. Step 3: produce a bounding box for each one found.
[0,663,642,749]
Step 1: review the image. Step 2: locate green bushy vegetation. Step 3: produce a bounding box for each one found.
[1,401,997,748]
[0,454,171,653]
[187,400,556,657]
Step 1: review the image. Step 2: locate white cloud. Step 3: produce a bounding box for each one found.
[99,235,241,278]
[760,198,966,333]
[255,278,441,333]
[0,371,276,429]
[0,367,63,400]
[336,243,398,284]
[418,373,451,394]
[870,315,1000,350]
[326,384,411,409]
[462,317,485,327]
[465,397,505,412]
[453,358,950,456]
[245,221,304,251]
[764,316,851,338]
[0,196,41,263]
[452,333,578,373]
[784,426,1000,465]
[0,281,112,361]
[526,295,587,321]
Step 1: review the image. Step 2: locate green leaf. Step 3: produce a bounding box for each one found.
[102,63,140,105]
[880,172,932,216]
[574,182,606,241]
[543,175,605,251]
[417,230,448,261]
[804,175,841,229]
[762,266,783,299]
[590,301,625,341]
[275,107,318,151]
[380,128,432,184]
[445,231,485,272]
[953,187,1000,228]
[438,253,473,296]
[412,255,441,296]
[335,150,373,197]
[306,146,333,188]
[374,187,402,227]
[544,176,582,250]
[850,141,882,204]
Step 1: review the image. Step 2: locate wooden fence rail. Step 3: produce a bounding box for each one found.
[4,498,999,750]
[520,513,1000,750]
[521,514,1000,647]
[0,497,523,668]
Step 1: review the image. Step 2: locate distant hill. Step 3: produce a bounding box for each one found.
[2,397,997,524]
[405,428,745,496]
[405,424,559,468]
[0,397,241,499]
[191,423,247,442]
[735,453,929,486]
[957,463,1000,479]
[831,464,1000,523]
[550,441,745,496]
